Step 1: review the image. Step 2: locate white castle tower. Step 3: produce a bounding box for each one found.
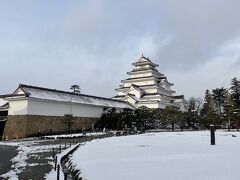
[113,55,187,110]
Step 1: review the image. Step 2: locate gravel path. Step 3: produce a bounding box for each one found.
[0,134,108,180]
[0,145,18,176]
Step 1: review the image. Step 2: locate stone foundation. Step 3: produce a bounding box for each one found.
[2,115,99,140]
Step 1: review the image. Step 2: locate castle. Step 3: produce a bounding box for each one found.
[0,55,186,139]
[113,55,187,111]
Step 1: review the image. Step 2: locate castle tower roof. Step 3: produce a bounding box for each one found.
[132,55,159,67]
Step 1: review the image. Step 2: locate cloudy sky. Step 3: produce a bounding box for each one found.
[0,0,240,99]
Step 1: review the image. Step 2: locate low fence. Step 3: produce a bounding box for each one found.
[52,133,113,180]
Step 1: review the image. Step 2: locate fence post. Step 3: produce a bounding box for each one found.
[210,124,215,145]
[57,164,60,180]
[55,156,58,171]
[64,173,67,180]
[52,148,55,159]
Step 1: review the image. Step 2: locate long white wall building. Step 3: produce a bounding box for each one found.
[0,84,132,139]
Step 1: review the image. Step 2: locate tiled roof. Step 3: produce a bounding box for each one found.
[8,84,133,109]
[0,94,12,98]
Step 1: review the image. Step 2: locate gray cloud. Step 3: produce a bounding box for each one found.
[53,0,240,69]
[0,0,240,99]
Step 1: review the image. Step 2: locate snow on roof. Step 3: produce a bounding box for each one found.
[0,98,8,107]
[132,55,159,67]
[17,84,133,109]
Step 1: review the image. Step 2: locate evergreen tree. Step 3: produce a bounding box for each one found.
[200,90,218,128]
[134,106,153,130]
[230,77,240,108]
[95,107,119,130]
[118,108,135,130]
[223,90,234,131]
[212,87,226,116]
[201,90,213,115]
[186,97,202,129]
[70,84,81,94]
[161,106,182,131]
[153,108,165,129]
[232,107,240,131]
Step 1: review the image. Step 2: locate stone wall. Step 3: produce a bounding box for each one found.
[3,115,99,140]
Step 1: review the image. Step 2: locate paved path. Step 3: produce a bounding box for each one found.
[0,145,18,176]
[0,134,110,179]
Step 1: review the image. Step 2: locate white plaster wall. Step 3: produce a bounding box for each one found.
[123,83,130,87]
[117,91,126,96]
[27,99,105,118]
[127,88,141,98]
[125,80,154,86]
[123,80,155,88]
[137,103,159,109]
[129,72,152,78]
[15,88,25,95]
[124,96,136,106]
[134,65,151,69]
[8,100,28,115]
[143,88,158,93]
[142,96,161,101]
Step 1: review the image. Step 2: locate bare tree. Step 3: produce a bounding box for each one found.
[188,97,203,114]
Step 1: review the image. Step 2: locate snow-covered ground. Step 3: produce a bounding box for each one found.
[44,132,106,139]
[0,98,6,106]
[70,131,240,180]
[0,139,59,180]
[0,132,107,180]
[45,143,80,180]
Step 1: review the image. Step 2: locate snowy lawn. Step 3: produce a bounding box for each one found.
[44,132,106,139]
[70,131,240,180]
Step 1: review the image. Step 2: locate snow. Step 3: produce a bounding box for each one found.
[70,131,240,180]
[0,132,106,179]
[0,98,7,106]
[0,139,59,180]
[44,143,80,180]
[44,132,106,139]
[21,86,132,109]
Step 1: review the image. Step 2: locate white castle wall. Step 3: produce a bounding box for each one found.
[123,80,155,87]
[8,100,28,115]
[129,72,152,78]
[8,98,108,118]
[27,99,105,118]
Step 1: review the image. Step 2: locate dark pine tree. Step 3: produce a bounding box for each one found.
[230,77,240,108]
[212,87,227,116]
